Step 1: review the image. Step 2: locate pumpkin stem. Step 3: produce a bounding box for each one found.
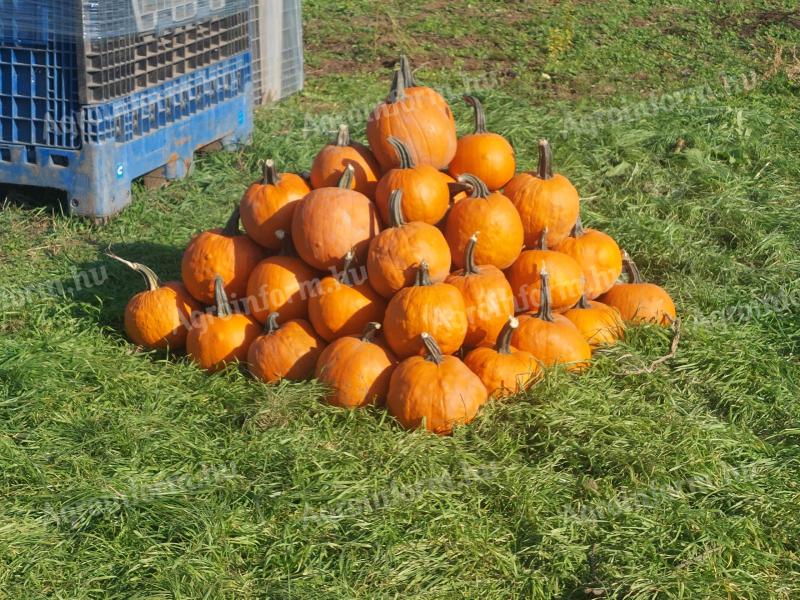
[387,136,415,169]
[539,228,549,251]
[457,173,490,199]
[337,164,355,189]
[388,189,406,228]
[537,139,554,180]
[464,233,480,275]
[463,95,488,134]
[106,252,160,292]
[570,215,585,238]
[265,312,281,334]
[339,250,357,287]
[222,206,242,237]
[399,55,416,87]
[213,275,233,318]
[335,124,351,147]
[361,322,382,343]
[497,316,519,355]
[275,229,296,257]
[621,250,644,284]
[414,260,433,286]
[535,266,555,322]
[421,332,444,365]
[388,67,406,104]
[577,294,591,309]
[262,159,280,185]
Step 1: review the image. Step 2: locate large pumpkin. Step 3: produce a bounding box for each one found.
[598,251,676,326]
[554,215,622,299]
[247,313,327,383]
[563,295,625,348]
[310,124,381,199]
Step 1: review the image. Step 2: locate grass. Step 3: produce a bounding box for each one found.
[1,0,800,597]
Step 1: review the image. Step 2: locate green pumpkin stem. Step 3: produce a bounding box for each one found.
[387,137,415,169]
[421,332,444,365]
[213,275,233,318]
[339,251,356,286]
[222,206,241,237]
[570,215,585,238]
[338,164,355,189]
[537,139,554,180]
[535,266,555,322]
[106,252,160,292]
[539,228,549,251]
[577,294,591,309]
[399,55,416,87]
[262,159,280,185]
[415,260,433,286]
[265,312,281,334]
[388,67,407,104]
[361,322,382,343]
[388,189,406,227]
[275,229,295,257]
[335,124,351,147]
[457,173,490,199]
[497,317,519,355]
[464,234,480,275]
[464,95,488,134]
[622,250,644,284]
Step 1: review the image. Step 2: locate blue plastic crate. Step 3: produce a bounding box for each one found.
[0,52,253,218]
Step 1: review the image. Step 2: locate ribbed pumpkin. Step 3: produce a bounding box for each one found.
[367,58,457,171]
[506,229,585,313]
[375,137,450,226]
[444,173,524,270]
[246,229,319,324]
[240,160,311,250]
[247,313,327,383]
[448,96,516,191]
[315,322,398,409]
[291,165,381,271]
[308,251,386,342]
[598,251,676,326]
[187,275,261,372]
[554,216,622,299]
[511,267,591,371]
[181,207,264,304]
[563,295,625,347]
[310,124,381,199]
[367,189,451,298]
[108,253,200,350]
[383,261,468,358]
[387,333,488,434]
[504,139,580,247]
[464,317,540,399]
[445,234,516,349]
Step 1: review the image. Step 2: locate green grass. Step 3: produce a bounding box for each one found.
[2,0,800,597]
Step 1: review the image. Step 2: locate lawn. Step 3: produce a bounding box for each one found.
[2,0,800,597]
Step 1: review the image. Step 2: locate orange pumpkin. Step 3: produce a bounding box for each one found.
[504,139,580,247]
[187,275,261,372]
[367,189,451,297]
[563,295,625,347]
[291,165,381,271]
[464,316,540,399]
[374,137,450,226]
[310,124,381,199]
[387,333,488,434]
[248,313,327,383]
[445,233,516,349]
[598,251,676,325]
[444,173,524,270]
[554,216,622,299]
[315,322,398,408]
[383,261,468,358]
[308,251,386,342]
[240,160,311,250]
[448,96,516,191]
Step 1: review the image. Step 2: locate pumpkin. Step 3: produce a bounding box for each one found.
[598,251,676,325]
[563,295,625,347]
[554,215,622,299]
[511,266,591,371]
[445,233,516,348]
[246,229,319,324]
[240,159,311,250]
[374,137,450,226]
[383,261,468,358]
[108,253,200,350]
[448,96,516,191]
[308,251,387,341]
[181,207,264,304]
[291,165,381,271]
[387,332,488,434]
[367,58,457,171]
[315,322,397,408]
[506,229,585,313]
[464,316,541,399]
[187,275,261,372]
[444,173,524,270]
[247,312,327,383]
[367,189,451,297]
[504,139,580,247]
[310,124,381,199]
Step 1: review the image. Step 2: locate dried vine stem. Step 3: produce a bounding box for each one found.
[621,317,681,375]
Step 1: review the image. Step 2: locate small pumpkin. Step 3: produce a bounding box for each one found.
[383,261,468,358]
[315,322,397,408]
[240,159,311,250]
[187,275,261,372]
[248,313,327,383]
[310,124,381,199]
[504,139,580,247]
[464,316,541,399]
[367,189,451,298]
[506,229,585,313]
[445,233,516,348]
[444,173,524,270]
[511,266,591,371]
[598,251,676,325]
[387,333,488,434]
[246,229,319,324]
[308,251,386,342]
[108,253,200,350]
[448,96,516,191]
[375,137,450,226]
[291,165,381,271]
[563,295,625,348]
[554,216,622,299]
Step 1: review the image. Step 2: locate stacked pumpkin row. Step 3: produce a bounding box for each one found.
[113,57,676,434]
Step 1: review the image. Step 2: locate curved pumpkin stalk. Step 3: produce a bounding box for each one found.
[361,322,382,343]
[535,266,555,322]
[421,332,444,365]
[463,95,488,134]
[106,251,160,291]
[496,317,519,355]
[213,275,234,318]
[537,139,554,180]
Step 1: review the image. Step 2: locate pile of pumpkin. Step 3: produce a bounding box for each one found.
[112,57,676,435]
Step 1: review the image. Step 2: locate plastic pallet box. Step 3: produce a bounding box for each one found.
[249,0,303,104]
[0,52,253,219]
